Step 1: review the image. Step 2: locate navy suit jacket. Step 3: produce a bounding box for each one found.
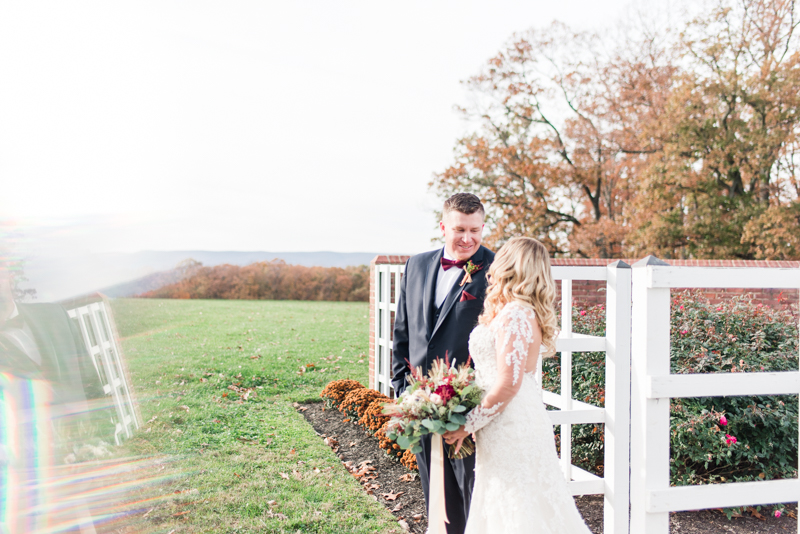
[391,245,494,395]
[0,303,100,404]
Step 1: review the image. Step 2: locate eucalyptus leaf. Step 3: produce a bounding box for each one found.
[450,413,466,425]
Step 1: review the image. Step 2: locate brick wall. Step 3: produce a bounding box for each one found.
[368,255,800,389]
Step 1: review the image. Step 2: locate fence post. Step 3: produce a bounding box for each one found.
[630,256,671,533]
[604,260,631,534]
[561,279,573,480]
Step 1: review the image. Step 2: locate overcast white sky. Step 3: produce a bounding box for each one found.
[1,0,635,257]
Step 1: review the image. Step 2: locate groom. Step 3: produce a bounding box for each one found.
[392,193,494,534]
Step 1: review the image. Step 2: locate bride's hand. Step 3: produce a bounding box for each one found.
[443,427,470,455]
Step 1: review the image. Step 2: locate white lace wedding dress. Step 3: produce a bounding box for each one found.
[462,301,591,533]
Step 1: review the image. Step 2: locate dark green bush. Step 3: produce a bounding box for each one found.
[543,291,798,516]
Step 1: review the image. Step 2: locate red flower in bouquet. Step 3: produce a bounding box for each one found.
[435,384,456,403]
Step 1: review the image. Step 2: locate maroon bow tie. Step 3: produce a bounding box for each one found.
[441,258,467,271]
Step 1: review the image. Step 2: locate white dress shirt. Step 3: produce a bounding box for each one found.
[435,248,465,308]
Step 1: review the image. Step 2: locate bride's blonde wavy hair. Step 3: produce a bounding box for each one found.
[479,237,558,356]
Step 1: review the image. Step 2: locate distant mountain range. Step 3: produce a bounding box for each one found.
[22,250,383,301]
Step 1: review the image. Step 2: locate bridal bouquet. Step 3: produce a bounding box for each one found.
[384,355,483,459]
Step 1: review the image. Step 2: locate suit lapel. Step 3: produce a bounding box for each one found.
[431,247,487,337]
[18,306,62,382]
[0,334,41,376]
[422,249,443,338]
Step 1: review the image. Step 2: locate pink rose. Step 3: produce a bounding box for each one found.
[775,510,782,518]
[679,305,684,311]
[719,415,727,426]
[725,434,737,445]
[580,310,586,316]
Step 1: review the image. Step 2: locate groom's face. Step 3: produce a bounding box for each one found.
[440,210,484,261]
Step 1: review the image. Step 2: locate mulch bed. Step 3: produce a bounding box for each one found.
[298,402,797,533]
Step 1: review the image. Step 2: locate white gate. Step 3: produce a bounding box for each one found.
[68,300,139,444]
[630,256,800,533]
[549,261,631,534]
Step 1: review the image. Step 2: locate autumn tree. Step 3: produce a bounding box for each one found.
[431,22,674,257]
[433,0,800,260]
[631,0,800,259]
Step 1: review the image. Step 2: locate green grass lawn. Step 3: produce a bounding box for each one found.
[110,298,398,534]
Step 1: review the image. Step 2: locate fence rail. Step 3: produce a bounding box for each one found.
[630,256,800,534]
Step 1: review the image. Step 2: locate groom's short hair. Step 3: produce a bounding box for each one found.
[443,193,485,218]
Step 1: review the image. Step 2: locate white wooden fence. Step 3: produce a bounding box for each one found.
[374,263,405,396]
[373,260,632,534]
[630,256,800,533]
[67,300,139,444]
[372,256,800,533]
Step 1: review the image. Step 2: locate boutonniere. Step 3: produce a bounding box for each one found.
[459,260,483,287]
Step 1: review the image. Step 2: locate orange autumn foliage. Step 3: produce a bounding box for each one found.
[139,260,369,301]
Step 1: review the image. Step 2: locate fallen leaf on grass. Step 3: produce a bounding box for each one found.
[292,470,302,480]
[289,448,296,456]
[264,438,273,446]
[173,511,189,517]
[279,473,290,480]
[382,492,404,501]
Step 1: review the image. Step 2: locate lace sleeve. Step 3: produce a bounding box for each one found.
[464,303,541,434]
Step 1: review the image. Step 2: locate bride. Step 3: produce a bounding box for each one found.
[443,236,591,533]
